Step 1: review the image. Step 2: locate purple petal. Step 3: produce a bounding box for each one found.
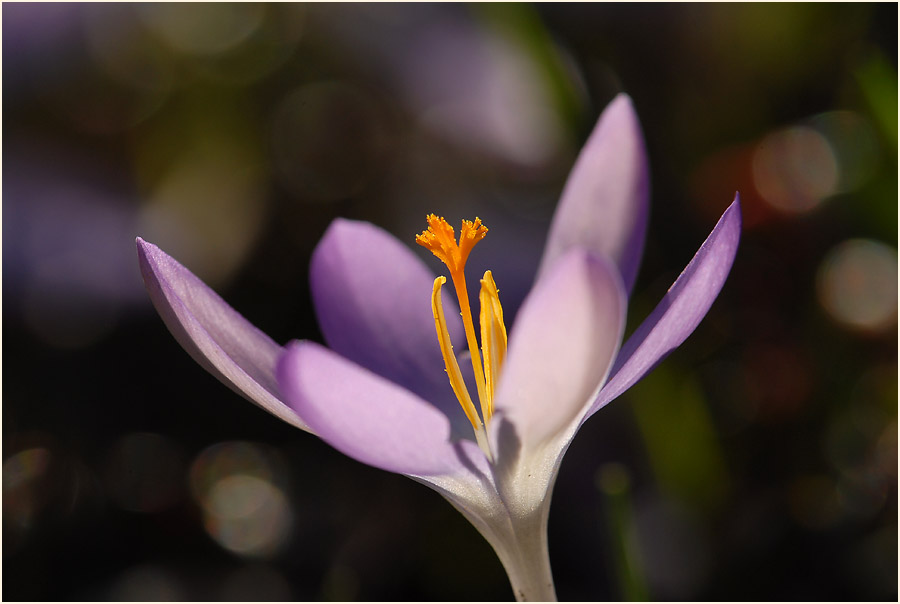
[537,94,650,293]
[136,238,310,432]
[310,219,466,428]
[277,340,486,476]
[492,250,627,450]
[584,195,742,421]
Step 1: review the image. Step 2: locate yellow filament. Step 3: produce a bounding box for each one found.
[479,270,507,416]
[430,276,481,430]
[416,215,507,436]
[448,266,489,421]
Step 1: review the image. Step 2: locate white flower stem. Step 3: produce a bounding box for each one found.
[495,509,557,602]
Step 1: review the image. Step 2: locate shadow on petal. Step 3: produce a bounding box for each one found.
[490,416,523,488]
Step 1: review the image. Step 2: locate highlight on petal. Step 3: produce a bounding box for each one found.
[309,219,468,430]
[538,93,650,293]
[492,250,627,451]
[136,238,310,432]
[277,340,485,477]
[584,194,742,421]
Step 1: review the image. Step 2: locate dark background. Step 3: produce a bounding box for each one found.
[3,3,897,601]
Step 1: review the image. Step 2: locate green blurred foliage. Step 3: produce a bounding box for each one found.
[630,363,731,511]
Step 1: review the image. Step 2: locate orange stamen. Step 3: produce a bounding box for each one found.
[416,215,506,437]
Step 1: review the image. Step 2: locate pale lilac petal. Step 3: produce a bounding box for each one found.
[277,340,486,477]
[310,219,466,427]
[136,238,310,432]
[584,195,742,421]
[492,250,627,451]
[537,94,650,293]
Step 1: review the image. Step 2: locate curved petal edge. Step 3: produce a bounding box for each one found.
[538,93,650,293]
[277,340,484,477]
[493,249,627,452]
[584,194,742,421]
[136,238,310,432]
[310,218,467,429]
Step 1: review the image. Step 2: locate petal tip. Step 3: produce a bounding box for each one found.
[135,236,150,258]
[135,236,158,253]
[603,92,640,125]
[312,218,373,267]
[721,193,744,238]
[135,237,165,269]
[323,217,368,240]
[609,91,634,108]
[135,238,159,284]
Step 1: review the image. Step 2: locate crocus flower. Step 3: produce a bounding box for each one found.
[136,94,741,601]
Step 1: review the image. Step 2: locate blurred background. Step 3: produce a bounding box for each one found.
[3,3,897,601]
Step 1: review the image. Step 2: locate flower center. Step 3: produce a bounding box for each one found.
[416,215,508,457]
